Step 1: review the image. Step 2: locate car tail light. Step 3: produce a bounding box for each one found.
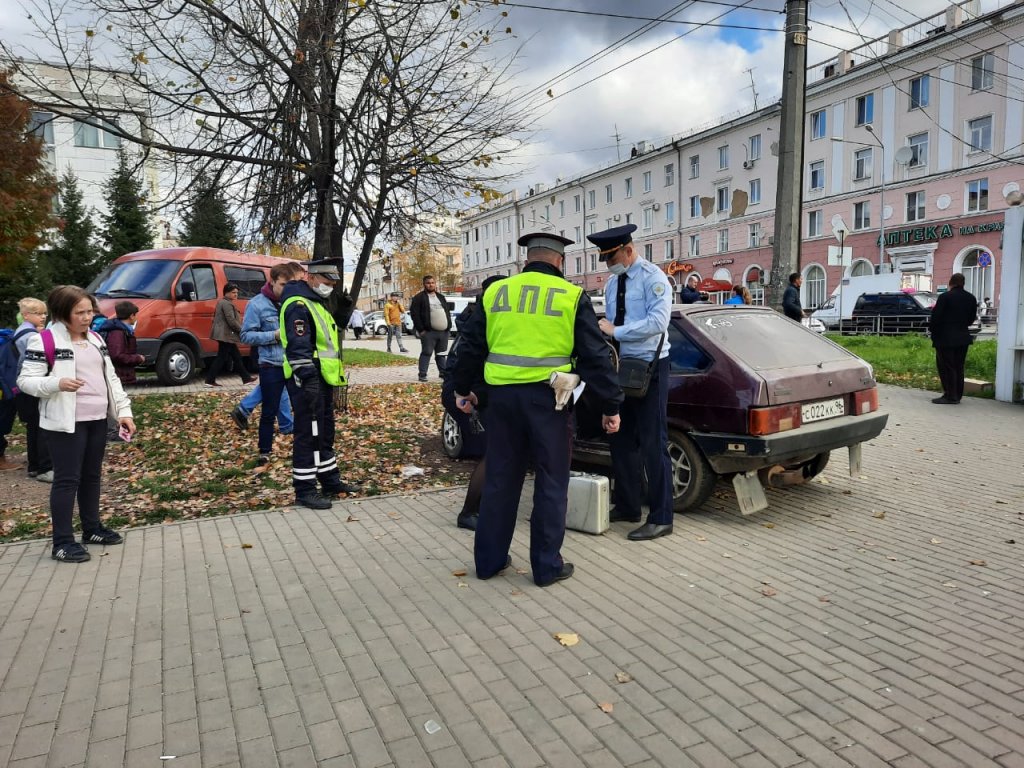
[852,387,879,415]
[749,404,801,436]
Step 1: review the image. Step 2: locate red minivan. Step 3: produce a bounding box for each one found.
[88,247,292,385]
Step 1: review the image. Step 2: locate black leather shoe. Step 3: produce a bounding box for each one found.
[537,562,574,587]
[457,514,478,531]
[609,508,642,523]
[323,481,362,497]
[296,492,332,510]
[627,523,673,541]
[479,555,512,580]
[931,396,958,404]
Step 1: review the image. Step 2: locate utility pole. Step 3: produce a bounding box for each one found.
[744,67,759,110]
[611,124,623,162]
[767,0,808,312]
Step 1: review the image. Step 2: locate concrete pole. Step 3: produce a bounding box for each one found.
[994,197,1024,402]
[768,0,809,311]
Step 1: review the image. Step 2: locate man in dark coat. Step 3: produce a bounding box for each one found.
[782,272,803,321]
[410,275,452,382]
[928,273,978,405]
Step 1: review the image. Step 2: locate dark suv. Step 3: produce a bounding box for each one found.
[850,292,981,336]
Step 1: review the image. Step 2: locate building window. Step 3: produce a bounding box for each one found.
[810,109,826,140]
[519,214,524,228]
[73,117,120,149]
[483,223,489,239]
[474,228,479,242]
[625,213,633,225]
[463,232,469,245]
[642,171,652,193]
[664,163,675,186]
[966,178,989,212]
[643,207,653,230]
[807,210,822,237]
[854,201,871,230]
[606,218,614,230]
[624,177,633,198]
[749,134,761,161]
[749,178,761,204]
[474,252,480,266]
[507,243,512,259]
[805,265,827,309]
[968,116,992,152]
[909,74,930,108]
[717,229,729,253]
[588,221,596,235]
[689,195,700,218]
[718,145,729,170]
[906,190,926,222]
[29,111,54,144]
[559,200,565,218]
[853,148,873,181]
[543,205,550,222]
[665,240,674,260]
[689,234,700,256]
[971,53,995,91]
[665,201,675,223]
[505,216,511,234]
[748,223,761,248]
[808,160,825,191]
[716,186,730,214]
[689,155,700,179]
[575,256,582,274]
[574,194,581,213]
[644,243,653,260]
[588,190,596,209]
[574,225,581,241]
[590,253,597,271]
[908,132,929,168]
[605,184,613,203]
[485,247,490,263]
[855,93,874,126]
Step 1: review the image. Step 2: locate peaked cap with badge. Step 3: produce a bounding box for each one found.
[303,257,342,280]
[586,224,637,261]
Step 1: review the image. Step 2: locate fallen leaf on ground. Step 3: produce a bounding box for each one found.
[452,569,467,577]
[457,581,467,588]
[346,515,359,522]
[969,559,987,566]
[554,632,579,647]
[722,553,733,558]
[942,581,957,588]
[615,672,632,683]
[818,595,831,602]
[760,585,778,597]
[762,523,775,529]
[598,702,614,713]
[930,538,942,544]
[241,543,253,549]
[695,535,707,542]
[872,511,886,519]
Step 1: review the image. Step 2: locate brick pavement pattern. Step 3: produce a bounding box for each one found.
[1,384,1023,767]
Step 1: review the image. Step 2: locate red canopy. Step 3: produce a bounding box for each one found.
[698,278,733,293]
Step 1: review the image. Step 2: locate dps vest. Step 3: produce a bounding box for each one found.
[483,271,581,385]
[280,296,346,386]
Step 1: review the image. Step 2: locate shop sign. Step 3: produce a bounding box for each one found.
[878,220,1003,246]
[712,258,735,266]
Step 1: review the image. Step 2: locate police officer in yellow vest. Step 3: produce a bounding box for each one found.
[453,233,623,587]
[280,258,359,509]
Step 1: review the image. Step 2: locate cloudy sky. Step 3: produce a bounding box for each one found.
[485,0,1005,193]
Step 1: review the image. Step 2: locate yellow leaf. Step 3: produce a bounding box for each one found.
[241,543,253,549]
[553,632,579,647]
[969,559,987,566]
[872,510,886,519]
[346,515,359,522]
[452,569,467,577]
[598,702,614,713]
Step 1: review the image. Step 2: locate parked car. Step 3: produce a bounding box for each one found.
[441,304,888,514]
[88,247,288,385]
[849,291,981,336]
[802,316,826,334]
[366,310,413,336]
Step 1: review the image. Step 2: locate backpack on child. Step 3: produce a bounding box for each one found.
[0,327,35,401]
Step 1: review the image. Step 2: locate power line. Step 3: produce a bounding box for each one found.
[500,0,783,22]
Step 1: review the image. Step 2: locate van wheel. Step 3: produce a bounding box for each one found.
[442,411,464,458]
[156,342,196,385]
[668,430,717,513]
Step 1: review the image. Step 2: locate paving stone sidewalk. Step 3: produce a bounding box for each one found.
[1,385,1023,767]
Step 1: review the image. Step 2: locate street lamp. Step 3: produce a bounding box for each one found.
[831,129,887,271]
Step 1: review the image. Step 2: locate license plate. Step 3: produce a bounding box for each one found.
[802,397,845,423]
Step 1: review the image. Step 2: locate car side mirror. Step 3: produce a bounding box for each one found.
[177,280,196,301]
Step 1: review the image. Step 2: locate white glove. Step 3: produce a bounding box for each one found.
[549,371,581,411]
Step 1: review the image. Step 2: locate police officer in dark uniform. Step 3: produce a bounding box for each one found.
[453,233,622,587]
[589,224,675,541]
[280,258,360,510]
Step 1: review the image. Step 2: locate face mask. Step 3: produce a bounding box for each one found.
[313,282,333,298]
[608,262,627,276]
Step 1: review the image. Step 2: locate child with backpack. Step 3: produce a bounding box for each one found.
[1,298,54,477]
[98,301,146,385]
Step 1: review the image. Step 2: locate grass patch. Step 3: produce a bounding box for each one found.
[827,334,996,393]
[343,348,412,367]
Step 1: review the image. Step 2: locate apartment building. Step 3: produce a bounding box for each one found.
[460,0,1023,310]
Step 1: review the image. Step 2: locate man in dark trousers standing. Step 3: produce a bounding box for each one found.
[280,259,360,509]
[929,272,978,405]
[453,233,622,587]
[782,272,803,321]
[410,275,452,382]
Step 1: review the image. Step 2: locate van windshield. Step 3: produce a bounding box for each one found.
[88,260,181,299]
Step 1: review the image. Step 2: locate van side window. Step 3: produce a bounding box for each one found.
[225,266,267,299]
[179,265,216,301]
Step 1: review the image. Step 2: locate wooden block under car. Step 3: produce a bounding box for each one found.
[962,378,993,395]
[565,472,610,534]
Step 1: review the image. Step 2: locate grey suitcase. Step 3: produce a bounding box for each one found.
[565,472,610,534]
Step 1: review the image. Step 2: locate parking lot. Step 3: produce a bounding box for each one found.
[0,378,1022,767]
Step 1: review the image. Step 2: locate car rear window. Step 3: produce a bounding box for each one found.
[694,310,852,370]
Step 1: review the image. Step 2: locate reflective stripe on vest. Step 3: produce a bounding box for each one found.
[279,296,346,386]
[483,271,581,386]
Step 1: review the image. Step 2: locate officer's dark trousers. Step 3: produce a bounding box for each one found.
[610,357,674,524]
[286,377,342,495]
[935,345,968,402]
[475,383,572,586]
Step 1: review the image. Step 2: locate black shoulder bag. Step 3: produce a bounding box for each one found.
[617,333,665,398]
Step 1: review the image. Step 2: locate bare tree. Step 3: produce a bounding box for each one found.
[2,0,526,300]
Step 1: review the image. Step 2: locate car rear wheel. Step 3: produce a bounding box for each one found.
[442,411,464,459]
[156,341,196,385]
[668,430,717,512]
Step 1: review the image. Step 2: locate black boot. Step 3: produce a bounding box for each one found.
[457,513,478,530]
[296,492,332,510]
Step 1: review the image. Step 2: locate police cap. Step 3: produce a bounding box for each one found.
[304,257,342,280]
[586,224,637,261]
[516,231,574,256]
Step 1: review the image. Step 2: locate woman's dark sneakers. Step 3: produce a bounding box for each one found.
[82,526,124,545]
[52,543,91,563]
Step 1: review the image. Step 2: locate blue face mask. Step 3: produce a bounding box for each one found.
[608,262,627,276]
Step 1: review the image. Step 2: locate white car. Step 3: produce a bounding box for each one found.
[802,316,827,334]
[367,311,414,335]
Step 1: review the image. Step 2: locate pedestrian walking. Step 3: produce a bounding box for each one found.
[410,276,452,381]
[782,272,803,321]
[929,272,978,405]
[280,258,360,509]
[591,224,675,541]
[384,294,408,352]
[205,283,255,387]
[453,233,621,587]
[348,308,365,340]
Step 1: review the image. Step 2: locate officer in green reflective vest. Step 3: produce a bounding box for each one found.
[280,258,359,509]
[452,233,623,588]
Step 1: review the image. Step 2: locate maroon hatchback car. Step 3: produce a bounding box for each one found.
[441,304,888,514]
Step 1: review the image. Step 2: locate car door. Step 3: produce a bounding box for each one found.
[174,263,219,356]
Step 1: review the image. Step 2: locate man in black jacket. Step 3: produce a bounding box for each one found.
[928,273,978,405]
[782,272,803,321]
[410,275,452,382]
